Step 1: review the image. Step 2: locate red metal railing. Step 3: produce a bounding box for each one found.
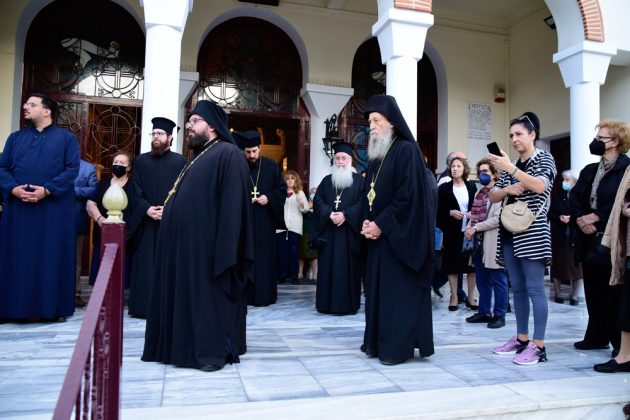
[53,222,125,420]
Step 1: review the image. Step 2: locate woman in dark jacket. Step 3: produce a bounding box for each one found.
[437,156,477,311]
[570,119,630,357]
[548,170,582,305]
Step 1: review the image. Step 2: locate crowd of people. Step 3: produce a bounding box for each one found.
[1,93,629,379]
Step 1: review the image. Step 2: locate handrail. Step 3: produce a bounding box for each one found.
[53,221,125,420]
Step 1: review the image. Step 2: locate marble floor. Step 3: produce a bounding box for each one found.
[1,281,629,419]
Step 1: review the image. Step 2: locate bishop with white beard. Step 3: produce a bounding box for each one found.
[360,95,436,366]
[311,142,365,314]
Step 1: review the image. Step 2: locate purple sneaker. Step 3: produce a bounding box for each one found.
[493,336,528,355]
[512,342,547,365]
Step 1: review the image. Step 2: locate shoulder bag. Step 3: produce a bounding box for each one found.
[500,194,548,234]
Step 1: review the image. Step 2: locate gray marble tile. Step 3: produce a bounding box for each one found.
[236,357,309,378]
[299,354,373,374]
[313,370,400,396]
[241,374,326,401]
[162,377,247,406]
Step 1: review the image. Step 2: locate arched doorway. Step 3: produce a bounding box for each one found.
[191,17,309,185]
[342,37,438,174]
[22,0,145,177]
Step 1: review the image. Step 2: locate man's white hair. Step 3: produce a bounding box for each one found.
[368,125,394,161]
[332,163,354,189]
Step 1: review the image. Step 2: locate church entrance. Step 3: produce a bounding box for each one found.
[190,17,309,186]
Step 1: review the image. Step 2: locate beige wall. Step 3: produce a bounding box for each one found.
[602,64,630,123]
[508,8,569,142]
[428,26,508,166]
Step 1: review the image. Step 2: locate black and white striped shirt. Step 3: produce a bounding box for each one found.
[494,148,557,265]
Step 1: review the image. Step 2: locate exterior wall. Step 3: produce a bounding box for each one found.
[508,8,569,145]
[601,64,630,122]
[427,27,508,168]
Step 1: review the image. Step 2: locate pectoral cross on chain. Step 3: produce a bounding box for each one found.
[251,186,260,199]
[367,182,376,211]
[334,195,342,210]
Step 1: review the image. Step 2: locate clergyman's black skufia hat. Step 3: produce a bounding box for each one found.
[332,141,353,157]
[233,131,261,149]
[363,94,416,142]
[151,117,176,135]
[189,100,235,145]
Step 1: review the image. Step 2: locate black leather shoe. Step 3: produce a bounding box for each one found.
[465,300,479,311]
[432,285,443,298]
[466,313,492,323]
[360,344,366,353]
[380,358,406,366]
[612,348,620,358]
[593,358,630,373]
[574,340,609,350]
[554,297,564,304]
[200,364,223,372]
[487,316,505,329]
[292,278,300,285]
[569,298,579,306]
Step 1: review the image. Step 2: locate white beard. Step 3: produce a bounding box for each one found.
[368,126,394,161]
[331,164,354,189]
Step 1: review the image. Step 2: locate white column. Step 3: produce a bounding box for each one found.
[140,0,192,153]
[554,42,616,173]
[176,71,199,153]
[301,84,354,188]
[372,3,433,139]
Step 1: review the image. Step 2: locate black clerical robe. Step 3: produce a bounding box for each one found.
[142,140,254,370]
[313,173,364,314]
[127,150,186,318]
[363,138,436,362]
[247,156,286,306]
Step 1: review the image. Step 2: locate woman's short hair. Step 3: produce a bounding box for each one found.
[476,157,497,177]
[284,169,302,192]
[447,157,470,181]
[561,169,578,182]
[113,151,134,171]
[597,119,630,154]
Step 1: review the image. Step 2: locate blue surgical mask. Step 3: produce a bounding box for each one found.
[562,181,572,191]
[309,194,315,201]
[478,172,492,186]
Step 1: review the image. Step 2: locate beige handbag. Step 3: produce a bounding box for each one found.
[500,195,547,234]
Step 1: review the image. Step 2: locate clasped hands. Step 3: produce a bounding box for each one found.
[146,206,163,220]
[12,184,47,203]
[361,219,382,240]
[330,211,346,226]
[252,194,269,205]
[576,212,599,235]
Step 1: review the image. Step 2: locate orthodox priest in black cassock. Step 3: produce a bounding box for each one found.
[360,94,436,365]
[127,117,186,318]
[142,101,254,372]
[233,131,287,306]
[312,142,364,314]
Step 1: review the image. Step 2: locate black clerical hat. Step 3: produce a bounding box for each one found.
[332,141,353,157]
[151,117,176,135]
[233,131,261,149]
[189,100,235,145]
[363,95,416,142]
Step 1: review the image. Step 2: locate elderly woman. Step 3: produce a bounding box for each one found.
[488,112,556,365]
[548,170,582,305]
[437,156,478,311]
[596,156,630,373]
[571,119,630,359]
[464,158,508,328]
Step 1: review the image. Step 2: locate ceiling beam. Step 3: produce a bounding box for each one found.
[326,0,346,10]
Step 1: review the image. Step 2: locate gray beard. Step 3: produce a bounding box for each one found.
[368,126,394,161]
[331,164,354,189]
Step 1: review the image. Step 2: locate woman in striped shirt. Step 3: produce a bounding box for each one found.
[487,112,557,366]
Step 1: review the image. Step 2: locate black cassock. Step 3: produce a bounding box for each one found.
[127,150,186,318]
[142,140,254,369]
[312,173,364,314]
[363,138,436,362]
[247,156,286,306]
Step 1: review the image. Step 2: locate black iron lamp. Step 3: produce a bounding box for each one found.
[323,113,341,164]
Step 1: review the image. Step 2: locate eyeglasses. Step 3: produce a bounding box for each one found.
[186,117,205,126]
[594,135,615,142]
[23,102,40,108]
[510,114,535,131]
[334,155,351,162]
[150,131,167,137]
[285,176,296,180]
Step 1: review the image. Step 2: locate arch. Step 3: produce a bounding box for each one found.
[394,0,432,13]
[423,40,448,174]
[578,0,604,42]
[196,7,309,88]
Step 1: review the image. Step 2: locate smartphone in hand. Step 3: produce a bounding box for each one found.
[487,142,502,156]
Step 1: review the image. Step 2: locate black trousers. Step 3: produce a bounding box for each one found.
[581,262,622,349]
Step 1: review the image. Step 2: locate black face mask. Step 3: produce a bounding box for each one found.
[589,138,607,156]
[112,164,127,178]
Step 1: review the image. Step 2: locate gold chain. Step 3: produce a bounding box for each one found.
[163,140,219,205]
[367,136,397,211]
